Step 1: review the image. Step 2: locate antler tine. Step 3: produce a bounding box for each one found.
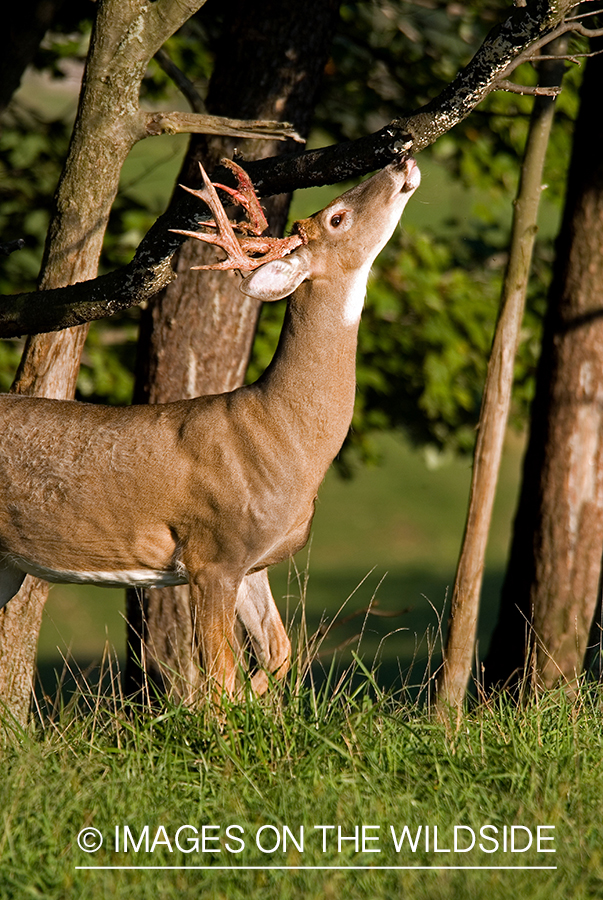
[170,161,306,272]
[216,158,269,236]
[178,160,269,236]
[171,163,258,271]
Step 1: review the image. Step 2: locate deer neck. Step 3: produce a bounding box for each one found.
[257,267,369,463]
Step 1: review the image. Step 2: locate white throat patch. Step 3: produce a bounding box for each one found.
[342,263,371,326]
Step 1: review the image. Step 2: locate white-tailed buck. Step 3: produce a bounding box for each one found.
[0,154,420,698]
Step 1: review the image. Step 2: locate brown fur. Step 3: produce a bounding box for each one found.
[0,157,420,698]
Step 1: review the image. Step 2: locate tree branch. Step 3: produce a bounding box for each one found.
[0,0,584,338]
[0,257,176,339]
[435,35,569,717]
[0,239,25,258]
[496,79,562,94]
[153,47,207,113]
[140,110,303,142]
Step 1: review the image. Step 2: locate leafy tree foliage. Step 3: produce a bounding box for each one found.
[0,1,585,464]
[313,1,585,465]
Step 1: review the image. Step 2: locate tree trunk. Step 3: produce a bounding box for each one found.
[435,43,567,716]
[125,0,340,699]
[0,0,206,727]
[485,41,603,692]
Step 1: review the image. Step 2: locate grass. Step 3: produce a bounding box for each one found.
[2,654,602,899]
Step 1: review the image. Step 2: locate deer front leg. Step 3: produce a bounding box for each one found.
[235,569,291,694]
[187,565,239,701]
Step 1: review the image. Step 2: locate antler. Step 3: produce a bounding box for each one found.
[170,159,305,272]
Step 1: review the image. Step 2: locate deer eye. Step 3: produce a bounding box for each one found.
[330,213,344,227]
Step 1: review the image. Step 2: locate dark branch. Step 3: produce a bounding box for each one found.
[0,256,176,339]
[0,0,582,338]
[153,47,207,114]
[0,239,25,258]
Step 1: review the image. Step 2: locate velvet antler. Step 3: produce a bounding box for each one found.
[170,159,305,272]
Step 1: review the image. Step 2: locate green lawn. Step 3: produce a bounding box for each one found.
[2,674,600,900]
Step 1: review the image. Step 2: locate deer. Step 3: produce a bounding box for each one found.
[0,153,420,700]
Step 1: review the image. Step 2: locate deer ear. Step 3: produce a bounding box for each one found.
[239,249,311,302]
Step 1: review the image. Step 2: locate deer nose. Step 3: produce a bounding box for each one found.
[402,157,421,192]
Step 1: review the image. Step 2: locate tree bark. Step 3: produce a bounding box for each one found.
[125,0,340,699]
[435,42,567,716]
[485,40,603,692]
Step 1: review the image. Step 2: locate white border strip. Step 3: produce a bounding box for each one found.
[76,865,557,871]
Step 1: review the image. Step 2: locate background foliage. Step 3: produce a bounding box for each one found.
[0,0,583,463]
